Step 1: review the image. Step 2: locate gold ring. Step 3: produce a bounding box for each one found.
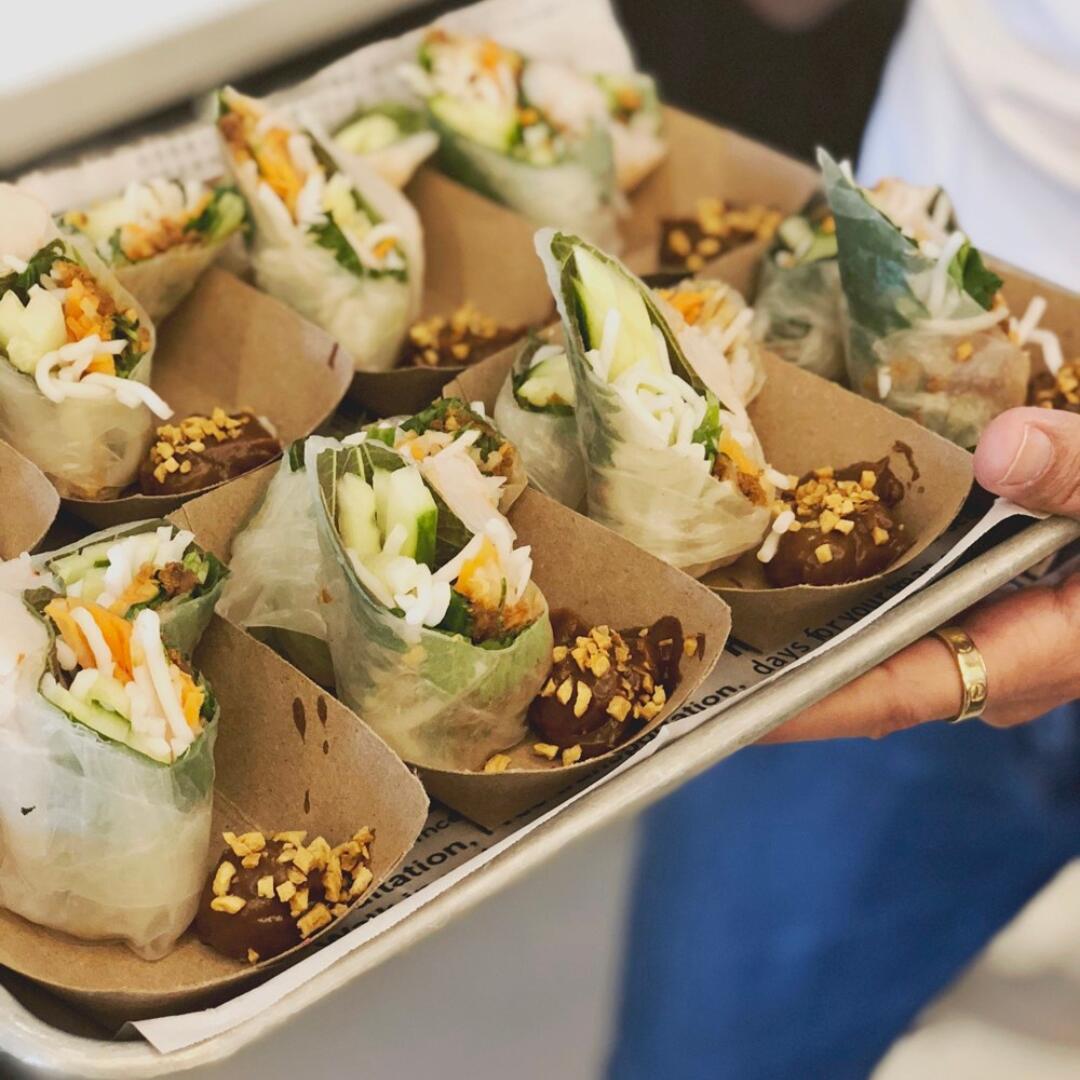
[933,626,988,723]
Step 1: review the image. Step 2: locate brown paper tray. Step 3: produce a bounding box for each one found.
[0,617,429,1028]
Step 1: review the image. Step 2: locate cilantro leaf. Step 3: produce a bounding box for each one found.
[0,240,66,304]
[691,395,722,463]
[948,241,1002,311]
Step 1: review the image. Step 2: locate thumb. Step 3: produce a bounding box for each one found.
[974,407,1080,516]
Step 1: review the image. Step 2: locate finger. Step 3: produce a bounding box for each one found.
[762,573,1080,743]
[974,407,1080,517]
[758,635,960,743]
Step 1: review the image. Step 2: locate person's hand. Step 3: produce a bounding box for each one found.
[762,407,1080,743]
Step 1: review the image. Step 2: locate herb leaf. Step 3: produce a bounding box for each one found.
[948,242,1002,311]
[0,240,66,304]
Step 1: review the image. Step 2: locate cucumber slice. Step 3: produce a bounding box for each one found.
[77,567,108,604]
[49,542,111,586]
[517,354,576,408]
[336,473,382,559]
[336,114,401,155]
[429,94,518,152]
[85,672,132,720]
[777,214,815,255]
[802,232,838,263]
[0,291,23,350]
[372,468,393,539]
[572,246,660,379]
[0,288,67,373]
[382,468,438,568]
[42,678,131,746]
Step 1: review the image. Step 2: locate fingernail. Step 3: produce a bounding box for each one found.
[999,424,1054,486]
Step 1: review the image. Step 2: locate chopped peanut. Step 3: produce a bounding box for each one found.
[210,895,246,915]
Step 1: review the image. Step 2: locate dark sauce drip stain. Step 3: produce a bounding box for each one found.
[20,806,34,816]
[317,696,328,727]
[322,740,330,755]
[303,789,311,814]
[892,440,919,484]
[293,698,306,742]
[694,632,706,659]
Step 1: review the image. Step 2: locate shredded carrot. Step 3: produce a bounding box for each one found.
[454,538,504,608]
[479,39,503,69]
[84,603,134,682]
[109,564,158,617]
[255,127,304,216]
[44,597,134,681]
[87,354,116,376]
[666,291,707,326]
[44,598,95,670]
[372,236,398,260]
[718,432,759,476]
[177,669,205,732]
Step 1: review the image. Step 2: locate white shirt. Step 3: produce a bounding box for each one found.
[859,0,1080,290]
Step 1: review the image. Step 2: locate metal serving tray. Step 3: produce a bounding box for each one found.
[3,513,1077,1079]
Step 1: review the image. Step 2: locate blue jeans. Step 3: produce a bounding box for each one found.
[610,706,1080,1080]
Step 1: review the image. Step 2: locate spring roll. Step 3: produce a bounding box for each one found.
[218,406,524,688]
[0,185,168,499]
[59,179,247,322]
[751,195,845,381]
[493,336,586,509]
[41,522,227,656]
[334,103,439,189]
[215,87,424,372]
[0,554,218,959]
[536,229,776,576]
[308,434,552,771]
[820,150,1029,447]
[403,31,620,248]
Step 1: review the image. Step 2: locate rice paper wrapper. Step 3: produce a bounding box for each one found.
[492,338,586,509]
[115,234,244,324]
[36,520,227,657]
[0,440,59,558]
[537,230,771,577]
[821,151,1029,447]
[752,256,845,382]
[0,233,158,500]
[609,78,667,194]
[308,438,553,771]
[215,455,334,685]
[0,592,217,960]
[220,118,424,373]
[353,131,440,190]
[431,117,621,251]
